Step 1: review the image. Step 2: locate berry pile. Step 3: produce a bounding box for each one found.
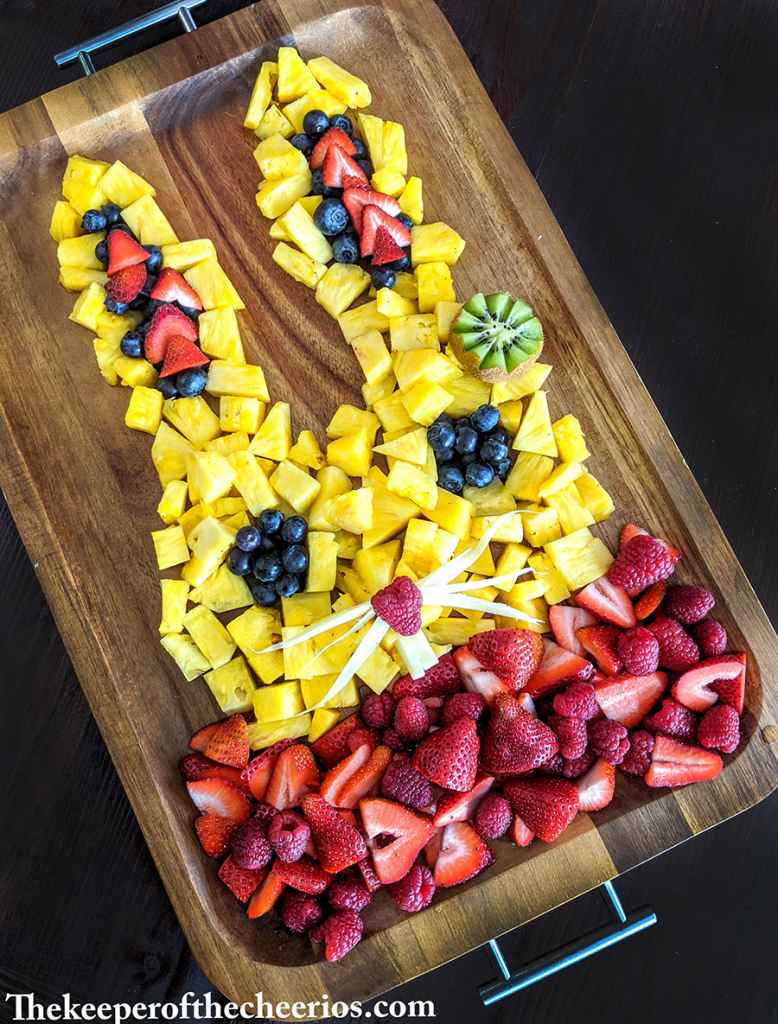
[226,510,309,606]
[427,403,512,493]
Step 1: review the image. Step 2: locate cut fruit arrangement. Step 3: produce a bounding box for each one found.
[49,49,748,964]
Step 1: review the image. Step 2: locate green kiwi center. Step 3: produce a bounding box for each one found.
[452,292,543,372]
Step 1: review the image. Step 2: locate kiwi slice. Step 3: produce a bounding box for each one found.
[451,292,543,380]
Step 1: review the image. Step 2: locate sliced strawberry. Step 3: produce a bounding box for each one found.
[619,522,648,550]
[516,691,538,716]
[503,777,579,843]
[671,655,745,713]
[594,672,667,727]
[144,303,198,364]
[239,739,295,801]
[106,228,148,275]
[342,187,402,232]
[481,693,558,774]
[343,174,369,191]
[179,753,246,790]
[576,625,623,675]
[549,605,597,657]
[526,640,593,698]
[357,856,383,893]
[453,646,510,702]
[246,864,285,918]
[511,814,535,848]
[411,717,479,792]
[359,797,436,885]
[319,743,373,806]
[150,267,203,311]
[311,713,361,767]
[424,830,442,868]
[159,335,209,378]
[711,651,746,715]
[302,793,367,873]
[106,263,146,304]
[432,774,495,827]
[322,145,368,189]
[190,722,219,752]
[634,581,667,620]
[204,713,250,769]
[218,856,264,902]
[309,126,357,169]
[393,653,462,700]
[338,746,392,809]
[644,734,723,788]
[186,778,252,822]
[431,821,493,888]
[265,744,319,810]
[575,759,616,812]
[470,628,544,691]
[274,855,330,895]
[359,205,411,257]
[371,227,405,266]
[574,577,636,628]
[194,813,239,858]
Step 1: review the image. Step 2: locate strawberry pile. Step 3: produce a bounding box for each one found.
[180,522,746,962]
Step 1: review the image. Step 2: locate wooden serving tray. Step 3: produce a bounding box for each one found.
[0,0,776,1008]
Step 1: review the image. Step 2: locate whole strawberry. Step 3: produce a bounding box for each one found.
[393,653,462,699]
[411,717,480,792]
[371,576,422,635]
[327,874,372,912]
[474,794,513,840]
[617,627,660,675]
[267,809,311,863]
[692,618,728,657]
[548,714,588,760]
[380,753,434,810]
[361,692,395,729]
[619,729,655,775]
[469,628,544,690]
[301,794,367,873]
[643,698,698,742]
[698,703,740,754]
[394,696,430,742]
[607,534,677,596]
[230,818,273,871]
[647,617,700,671]
[588,718,630,766]
[482,694,559,775]
[665,585,715,624]
[442,691,486,725]
[504,777,580,843]
[388,864,436,912]
[310,909,364,961]
[280,890,322,934]
[552,682,600,720]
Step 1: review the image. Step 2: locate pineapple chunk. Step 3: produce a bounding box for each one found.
[115,356,157,388]
[50,200,83,242]
[273,242,327,289]
[454,536,496,576]
[494,543,532,592]
[161,239,217,271]
[498,400,524,435]
[389,313,439,351]
[248,716,311,750]
[373,391,414,433]
[357,113,385,169]
[227,605,283,683]
[276,201,333,262]
[402,518,439,574]
[392,273,419,301]
[338,301,389,343]
[374,426,428,466]
[206,432,250,456]
[244,60,278,130]
[512,391,558,457]
[159,578,189,636]
[538,461,585,500]
[471,512,524,544]
[326,429,372,477]
[426,618,493,646]
[401,381,453,425]
[425,488,473,538]
[69,281,106,331]
[463,478,516,515]
[121,194,178,247]
[59,267,107,292]
[157,480,188,524]
[353,540,401,593]
[220,396,262,434]
[99,160,155,207]
[398,176,423,225]
[253,679,305,722]
[457,575,500,620]
[282,89,347,132]
[151,421,195,486]
[282,591,332,626]
[416,262,456,313]
[308,465,351,529]
[96,309,142,344]
[184,605,236,669]
[306,531,338,592]
[553,414,591,463]
[163,396,221,447]
[501,593,549,634]
[254,133,309,179]
[288,430,326,470]
[255,104,294,140]
[363,482,418,548]
[376,288,417,318]
[394,350,461,392]
[62,154,108,195]
[544,527,614,590]
[411,223,466,266]
[307,56,371,108]
[182,516,237,586]
[316,263,370,317]
[491,363,553,404]
[205,361,269,401]
[300,676,360,710]
[370,169,406,197]
[337,567,372,604]
[57,232,105,270]
[187,451,236,504]
[229,451,279,516]
[161,633,210,681]
[205,656,256,714]
[505,451,554,501]
[184,258,244,310]
[443,374,491,417]
[351,330,392,386]
[151,524,189,570]
[387,462,437,511]
[125,385,163,434]
[335,530,361,559]
[249,401,292,461]
[308,708,342,743]
[382,121,408,174]
[324,487,374,534]
[522,507,562,548]
[543,483,595,535]
[527,552,571,605]
[270,460,321,513]
[256,170,313,218]
[362,377,395,408]
[328,403,379,439]
[575,472,615,523]
[276,46,318,102]
[436,300,463,341]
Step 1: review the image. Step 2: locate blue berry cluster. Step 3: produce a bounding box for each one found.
[227,510,309,606]
[427,404,512,495]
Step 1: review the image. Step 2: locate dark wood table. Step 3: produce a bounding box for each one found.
[1,3,776,1021]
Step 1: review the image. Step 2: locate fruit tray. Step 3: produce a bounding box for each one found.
[1,0,777,1009]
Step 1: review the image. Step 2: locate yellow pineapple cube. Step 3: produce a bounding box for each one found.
[61,154,109,206]
[206,432,250,456]
[494,543,532,592]
[161,239,217,272]
[498,400,524,435]
[389,313,439,351]
[394,350,461,393]
[543,483,595,535]
[256,170,313,218]
[491,362,553,404]
[121,194,178,247]
[411,223,466,266]
[308,56,371,108]
[335,531,361,559]
[308,708,342,743]
[306,531,338,591]
[163,396,220,447]
[179,298,238,359]
[373,426,428,467]
[277,202,333,262]
[115,356,157,388]
[244,60,277,129]
[316,263,370,317]
[282,591,332,626]
[248,401,292,461]
[527,552,571,605]
[401,380,453,425]
[161,633,210,681]
[416,262,456,313]
[370,168,406,197]
[157,480,188,525]
[270,460,321,513]
[57,231,105,270]
[248,715,311,750]
[387,461,437,511]
[227,605,283,683]
[282,88,347,132]
[425,488,473,538]
[463,478,516,515]
[187,451,236,504]
[426,618,493,646]
[151,422,195,487]
[96,309,142,344]
[69,282,106,331]
[308,465,351,529]
[505,451,554,501]
[254,133,309,179]
[362,377,395,408]
[300,676,360,710]
[501,592,549,634]
[457,575,500,620]
[276,46,318,102]
[288,429,325,470]
[436,300,463,341]
[471,512,524,544]
[522,507,562,548]
[401,518,439,574]
[336,566,371,604]
[575,472,615,523]
[538,461,585,500]
[544,527,614,590]
[60,267,107,292]
[373,391,414,433]
[220,396,262,434]
[205,655,256,714]
[553,414,591,463]
[212,496,246,517]
[159,578,189,635]
[443,374,492,417]
[255,104,294,140]
[324,487,374,534]
[50,200,83,241]
[381,120,407,173]
[338,301,389,343]
[376,288,417,318]
[99,160,155,207]
[183,605,236,669]
[253,679,304,722]
[205,361,269,402]
[357,112,385,169]
[125,385,163,434]
[182,516,237,586]
[398,176,423,225]
[353,540,401,593]
[363,482,418,548]
[184,257,244,310]
[351,330,392,386]
[229,451,278,516]
[273,241,327,289]
[151,524,189,570]
[326,429,372,477]
[356,645,399,694]
[513,391,558,457]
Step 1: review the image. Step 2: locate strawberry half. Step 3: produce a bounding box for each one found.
[359,797,436,885]
[106,228,148,275]
[159,335,209,378]
[265,743,319,811]
[548,605,597,657]
[481,693,558,775]
[309,126,356,169]
[671,654,745,713]
[574,576,636,628]
[319,743,373,807]
[150,267,203,311]
[144,302,198,364]
[394,652,465,700]
[311,713,361,767]
[503,777,580,844]
[239,738,295,801]
[357,856,383,893]
[711,651,746,714]
[371,227,405,266]
[432,773,494,828]
[454,646,511,702]
[342,187,401,232]
[644,734,723,788]
[273,855,330,895]
[338,745,392,809]
[217,856,264,903]
[190,721,218,752]
[411,717,479,792]
[526,639,593,698]
[106,263,147,304]
[302,793,367,874]
[186,778,252,822]
[179,752,246,790]
[511,814,535,848]
[432,821,493,888]
[634,581,667,620]
[576,624,623,675]
[359,205,411,257]
[194,813,239,858]
[594,671,667,727]
[470,628,545,691]
[246,864,286,918]
[204,713,250,768]
[322,145,368,189]
[575,758,616,812]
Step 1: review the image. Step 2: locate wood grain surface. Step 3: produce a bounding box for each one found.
[1,0,777,1016]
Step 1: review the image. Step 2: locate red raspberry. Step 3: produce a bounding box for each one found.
[665,585,715,624]
[442,691,486,725]
[617,626,660,675]
[267,809,311,863]
[252,802,278,827]
[588,718,630,765]
[607,534,677,596]
[280,890,322,934]
[619,730,655,775]
[647,617,700,671]
[380,753,434,809]
[347,727,379,753]
[371,576,422,635]
[360,692,395,729]
[394,696,430,742]
[388,864,436,913]
[473,794,513,839]
[230,818,273,871]
[552,682,599,720]
[692,618,728,657]
[643,698,698,742]
[560,751,596,779]
[698,704,740,754]
[381,727,406,752]
[310,909,364,961]
[548,714,588,760]
[327,874,372,912]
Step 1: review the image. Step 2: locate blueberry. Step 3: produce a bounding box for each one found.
[465,461,495,488]
[275,573,301,599]
[260,509,284,535]
[434,446,454,464]
[254,554,283,583]
[356,159,373,178]
[351,138,367,159]
[487,425,509,446]
[370,267,396,290]
[282,544,309,574]
[470,404,500,433]
[156,377,178,399]
[303,109,330,136]
[94,238,108,266]
[314,198,349,236]
[461,451,478,466]
[310,168,339,197]
[437,413,454,427]
[176,367,208,397]
[249,580,278,607]
[332,232,359,263]
[455,425,478,455]
[104,297,128,315]
[439,465,465,494]
[228,547,253,576]
[281,516,307,544]
[493,458,512,481]
[480,438,509,466]
[120,331,144,358]
[145,245,162,274]
[427,420,456,452]
[81,209,107,234]
[290,132,314,155]
[258,535,278,552]
[386,252,410,272]
[396,213,413,230]
[101,203,122,225]
[236,525,261,552]
[330,114,353,135]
